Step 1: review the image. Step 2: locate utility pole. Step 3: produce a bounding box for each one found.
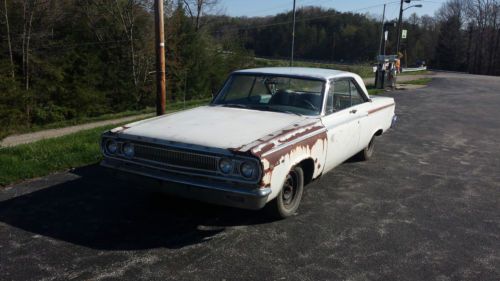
[378,4,386,56]
[290,0,296,67]
[155,0,166,116]
[396,0,404,55]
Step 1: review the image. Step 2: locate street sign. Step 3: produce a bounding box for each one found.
[385,31,388,41]
[402,29,408,39]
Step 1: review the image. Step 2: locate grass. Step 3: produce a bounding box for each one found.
[365,74,432,95]
[399,78,432,85]
[0,98,211,141]
[367,87,385,96]
[0,124,117,187]
[400,70,429,76]
[0,98,213,187]
[254,58,374,78]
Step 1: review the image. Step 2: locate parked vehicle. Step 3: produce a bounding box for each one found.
[101,67,397,218]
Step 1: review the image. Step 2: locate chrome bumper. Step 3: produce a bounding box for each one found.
[391,115,398,128]
[101,158,271,210]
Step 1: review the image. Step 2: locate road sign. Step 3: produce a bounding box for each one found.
[402,29,408,39]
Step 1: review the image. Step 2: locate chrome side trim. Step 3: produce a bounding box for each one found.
[367,103,395,114]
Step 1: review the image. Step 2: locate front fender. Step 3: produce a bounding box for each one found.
[258,134,328,201]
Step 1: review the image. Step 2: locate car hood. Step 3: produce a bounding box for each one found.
[112,106,309,150]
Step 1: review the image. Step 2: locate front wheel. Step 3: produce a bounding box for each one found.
[267,166,304,219]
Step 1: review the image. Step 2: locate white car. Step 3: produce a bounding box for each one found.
[101,67,396,218]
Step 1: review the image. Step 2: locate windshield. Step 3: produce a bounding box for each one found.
[212,74,325,115]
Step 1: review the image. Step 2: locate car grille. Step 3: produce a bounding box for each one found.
[133,144,219,172]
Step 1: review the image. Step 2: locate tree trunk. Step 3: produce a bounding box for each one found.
[25,2,35,91]
[22,0,36,125]
[3,0,15,79]
[195,0,202,31]
[466,25,472,73]
[114,0,138,90]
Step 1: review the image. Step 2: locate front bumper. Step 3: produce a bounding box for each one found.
[101,158,271,210]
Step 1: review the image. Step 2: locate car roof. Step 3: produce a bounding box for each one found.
[233,67,352,81]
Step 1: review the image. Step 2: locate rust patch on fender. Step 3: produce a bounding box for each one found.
[231,119,320,153]
[227,118,328,189]
[257,130,327,188]
[246,120,327,188]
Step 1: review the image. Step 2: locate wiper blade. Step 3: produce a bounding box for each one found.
[252,105,302,116]
[221,103,249,109]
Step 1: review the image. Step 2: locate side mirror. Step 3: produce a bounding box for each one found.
[211,87,218,102]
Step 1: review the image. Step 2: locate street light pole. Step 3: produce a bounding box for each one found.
[154,0,166,116]
[290,0,296,67]
[396,0,404,55]
[378,3,386,56]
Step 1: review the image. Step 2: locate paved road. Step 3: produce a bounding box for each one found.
[1,72,499,280]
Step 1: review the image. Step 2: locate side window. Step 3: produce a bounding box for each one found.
[350,81,366,106]
[326,80,350,114]
[326,79,366,114]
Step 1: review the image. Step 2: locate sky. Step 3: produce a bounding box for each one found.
[219,0,445,20]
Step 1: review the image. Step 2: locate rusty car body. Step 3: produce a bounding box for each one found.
[101,67,396,217]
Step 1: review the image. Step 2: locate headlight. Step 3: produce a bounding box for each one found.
[219,158,233,174]
[122,143,135,158]
[240,162,257,178]
[105,140,118,154]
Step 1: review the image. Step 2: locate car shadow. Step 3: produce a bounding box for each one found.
[0,164,275,250]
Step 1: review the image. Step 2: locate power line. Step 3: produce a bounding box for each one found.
[225,0,331,17]
[219,2,399,33]
[30,39,138,52]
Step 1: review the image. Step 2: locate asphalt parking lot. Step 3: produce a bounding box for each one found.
[0,72,499,281]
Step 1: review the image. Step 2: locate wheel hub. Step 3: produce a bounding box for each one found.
[282,172,297,206]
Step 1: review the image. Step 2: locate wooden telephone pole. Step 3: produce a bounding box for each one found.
[155,0,166,115]
[290,0,296,67]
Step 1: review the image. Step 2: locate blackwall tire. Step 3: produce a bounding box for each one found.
[360,136,376,161]
[268,166,304,219]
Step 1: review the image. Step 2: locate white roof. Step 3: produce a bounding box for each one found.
[234,67,351,80]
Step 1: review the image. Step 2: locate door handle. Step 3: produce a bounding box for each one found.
[349,109,357,114]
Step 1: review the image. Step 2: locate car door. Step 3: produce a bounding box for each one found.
[349,79,372,151]
[321,79,365,172]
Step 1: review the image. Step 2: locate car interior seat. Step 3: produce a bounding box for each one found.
[269,90,292,106]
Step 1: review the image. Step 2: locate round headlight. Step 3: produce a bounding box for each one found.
[240,162,257,178]
[122,143,135,158]
[106,140,118,154]
[219,158,233,174]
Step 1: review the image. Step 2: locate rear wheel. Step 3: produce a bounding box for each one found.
[358,136,376,161]
[268,166,304,219]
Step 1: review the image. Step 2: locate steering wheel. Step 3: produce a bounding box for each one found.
[302,99,318,111]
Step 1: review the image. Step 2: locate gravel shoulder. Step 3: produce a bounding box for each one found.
[0,113,153,148]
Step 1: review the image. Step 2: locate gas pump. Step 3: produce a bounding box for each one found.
[375,55,398,89]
